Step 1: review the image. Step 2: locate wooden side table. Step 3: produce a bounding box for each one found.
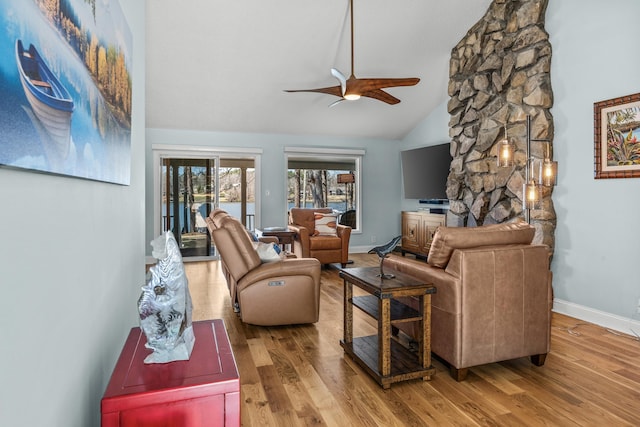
[258,227,296,253]
[101,319,240,426]
[339,267,436,389]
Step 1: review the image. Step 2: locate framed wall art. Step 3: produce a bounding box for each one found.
[0,0,132,185]
[594,92,640,179]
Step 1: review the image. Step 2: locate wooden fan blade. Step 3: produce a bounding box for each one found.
[360,89,401,105]
[351,77,420,92]
[284,85,343,98]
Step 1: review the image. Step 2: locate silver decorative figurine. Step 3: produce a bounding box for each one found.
[138,231,195,364]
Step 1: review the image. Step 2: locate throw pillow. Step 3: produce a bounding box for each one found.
[313,212,338,236]
[254,242,283,263]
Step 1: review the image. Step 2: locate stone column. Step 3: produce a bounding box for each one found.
[446,0,556,252]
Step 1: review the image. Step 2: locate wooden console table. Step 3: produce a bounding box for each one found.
[101,319,240,426]
[401,211,445,258]
[339,267,436,389]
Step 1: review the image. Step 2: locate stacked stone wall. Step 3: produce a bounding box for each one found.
[446,0,555,251]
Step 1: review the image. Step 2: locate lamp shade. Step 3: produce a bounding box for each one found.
[523,180,541,210]
[497,137,514,167]
[541,159,558,186]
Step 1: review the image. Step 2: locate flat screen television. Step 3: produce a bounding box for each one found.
[401,143,452,202]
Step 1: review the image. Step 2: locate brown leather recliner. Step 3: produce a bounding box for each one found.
[206,208,279,313]
[209,212,321,326]
[384,221,553,381]
[288,208,351,267]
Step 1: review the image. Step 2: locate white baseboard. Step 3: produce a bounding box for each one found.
[350,245,373,254]
[553,298,640,337]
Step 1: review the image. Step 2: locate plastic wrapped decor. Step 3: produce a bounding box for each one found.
[138,231,195,363]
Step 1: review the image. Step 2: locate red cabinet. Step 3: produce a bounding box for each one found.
[102,319,240,427]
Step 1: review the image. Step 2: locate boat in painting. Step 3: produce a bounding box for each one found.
[15,40,74,160]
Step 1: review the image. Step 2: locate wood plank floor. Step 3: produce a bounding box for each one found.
[185,253,640,426]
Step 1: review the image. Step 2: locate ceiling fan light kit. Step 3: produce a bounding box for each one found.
[285,0,419,106]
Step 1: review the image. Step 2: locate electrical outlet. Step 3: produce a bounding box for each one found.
[371,235,377,243]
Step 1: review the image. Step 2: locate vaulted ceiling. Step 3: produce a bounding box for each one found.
[145,0,492,140]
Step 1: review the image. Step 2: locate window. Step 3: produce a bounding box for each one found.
[152,145,262,260]
[285,147,363,232]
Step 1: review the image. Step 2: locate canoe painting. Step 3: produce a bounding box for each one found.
[15,39,74,160]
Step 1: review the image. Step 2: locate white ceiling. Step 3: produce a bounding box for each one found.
[145,0,492,140]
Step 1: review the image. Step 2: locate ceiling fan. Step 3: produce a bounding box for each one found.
[285,0,420,106]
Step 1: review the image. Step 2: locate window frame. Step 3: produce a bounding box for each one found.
[284,146,364,233]
[152,145,263,245]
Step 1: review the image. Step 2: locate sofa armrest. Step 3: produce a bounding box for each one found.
[336,224,351,241]
[447,244,552,367]
[235,258,322,325]
[288,224,308,237]
[336,224,351,264]
[384,254,460,314]
[288,225,310,257]
[237,258,320,293]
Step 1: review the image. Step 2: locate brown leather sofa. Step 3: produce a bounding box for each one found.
[288,208,351,267]
[208,210,322,326]
[384,221,553,381]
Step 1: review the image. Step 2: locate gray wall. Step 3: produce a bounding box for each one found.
[402,0,640,330]
[0,3,145,426]
[547,0,640,325]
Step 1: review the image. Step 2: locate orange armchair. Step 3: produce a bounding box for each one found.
[288,208,351,267]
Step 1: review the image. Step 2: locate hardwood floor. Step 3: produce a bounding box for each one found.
[185,254,640,426]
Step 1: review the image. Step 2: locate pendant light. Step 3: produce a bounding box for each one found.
[498,115,557,223]
[497,124,514,167]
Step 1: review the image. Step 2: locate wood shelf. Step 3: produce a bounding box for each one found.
[340,336,434,388]
[351,295,422,324]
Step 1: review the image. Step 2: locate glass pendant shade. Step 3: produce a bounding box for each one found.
[541,158,557,186]
[523,180,541,210]
[497,137,514,167]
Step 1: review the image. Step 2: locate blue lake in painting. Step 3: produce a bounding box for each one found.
[0,0,131,184]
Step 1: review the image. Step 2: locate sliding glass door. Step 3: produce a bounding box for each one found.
[154,147,260,260]
[162,157,218,257]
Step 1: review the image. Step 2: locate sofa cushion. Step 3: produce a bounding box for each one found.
[308,235,342,250]
[313,212,338,236]
[427,221,535,268]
